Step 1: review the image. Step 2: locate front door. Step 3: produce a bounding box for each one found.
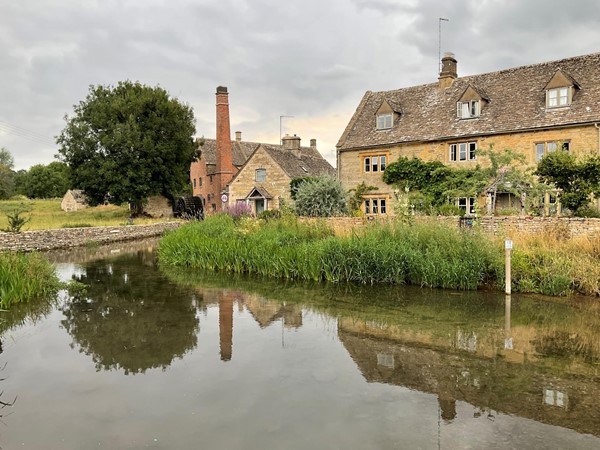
[255,198,265,214]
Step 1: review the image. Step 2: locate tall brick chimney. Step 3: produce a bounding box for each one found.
[215,86,235,209]
[438,52,457,89]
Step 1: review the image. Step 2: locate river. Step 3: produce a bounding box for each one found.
[0,239,599,449]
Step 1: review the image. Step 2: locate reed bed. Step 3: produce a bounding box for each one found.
[159,215,501,291]
[0,252,61,308]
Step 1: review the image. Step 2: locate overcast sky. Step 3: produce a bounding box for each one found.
[1,0,599,170]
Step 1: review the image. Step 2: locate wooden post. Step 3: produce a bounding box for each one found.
[505,239,513,295]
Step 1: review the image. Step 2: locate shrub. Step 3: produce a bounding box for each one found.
[224,202,253,220]
[295,176,348,217]
[2,205,31,233]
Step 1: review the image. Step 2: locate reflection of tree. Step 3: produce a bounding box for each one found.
[61,251,199,375]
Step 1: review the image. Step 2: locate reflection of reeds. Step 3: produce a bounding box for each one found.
[0,252,61,309]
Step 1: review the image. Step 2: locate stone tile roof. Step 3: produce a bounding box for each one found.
[337,52,600,151]
[198,138,258,174]
[261,144,335,179]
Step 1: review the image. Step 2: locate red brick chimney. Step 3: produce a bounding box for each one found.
[215,86,235,209]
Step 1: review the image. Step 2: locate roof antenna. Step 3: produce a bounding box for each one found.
[279,115,294,145]
[438,17,449,74]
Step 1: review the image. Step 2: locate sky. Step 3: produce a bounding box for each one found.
[1,0,599,171]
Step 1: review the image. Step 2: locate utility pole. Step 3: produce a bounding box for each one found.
[438,17,449,74]
[279,115,294,145]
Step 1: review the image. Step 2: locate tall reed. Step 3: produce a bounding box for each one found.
[0,252,61,308]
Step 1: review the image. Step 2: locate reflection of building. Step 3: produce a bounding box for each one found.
[198,288,303,362]
[338,318,600,437]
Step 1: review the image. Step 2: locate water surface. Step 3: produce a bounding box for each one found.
[1,241,599,449]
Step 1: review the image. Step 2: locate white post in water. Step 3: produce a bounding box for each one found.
[505,239,513,294]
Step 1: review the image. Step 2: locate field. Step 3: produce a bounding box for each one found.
[0,199,163,230]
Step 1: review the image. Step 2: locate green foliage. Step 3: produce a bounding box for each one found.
[294,176,348,217]
[17,162,71,199]
[0,252,61,308]
[348,182,377,215]
[57,80,196,214]
[0,148,15,200]
[536,151,600,215]
[290,177,318,200]
[61,223,94,228]
[383,157,448,191]
[159,216,500,290]
[2,204,31,232]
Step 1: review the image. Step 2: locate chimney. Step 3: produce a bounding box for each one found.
[310,138,317,149]
[215,86,235,209]
[235,131,242,142]
[438,52,457,89]
[282,134,302,158]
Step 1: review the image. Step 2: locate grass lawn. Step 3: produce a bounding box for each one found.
[0,199,165,231]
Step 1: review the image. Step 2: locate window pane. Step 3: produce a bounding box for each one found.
[536,143,545,161]
[199,177,202,186]
[364,157,370,172]
[380,199,386,214]
[548,89,558,107]
[559,87,568,105]
[450,144,457,161]
[380,155,386,171]
[385,114,392,128]
[469,197,476,215]
[364,199,370,214]
[471,101,479,117]
[562,142,570,151]
[372,199,378,214]
[469,142,476,160]
[458,198,466,211]
[372,156,378,172]
[256,169,266,182]
[547,142,557,153]
[459,143,467,161]
[461,102,469,118]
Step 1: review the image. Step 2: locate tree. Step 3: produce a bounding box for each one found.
[295,176,348,217]
[0,148,15,199]
[536,151,600,215]
[20,162,71,199]
[57,81,196,214]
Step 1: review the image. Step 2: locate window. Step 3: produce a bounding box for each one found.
[376,113,393,130]
[547,87,570,108]
[199,177,202,187]
[364,198,387,215]
[457,197,477,215]
[457,100,480,118]
[209,175,213,184]
[363,154,387,173]
[449,142,477,162]
[255,168,266,182]
[535,141,570,161]
[193,178,197,188]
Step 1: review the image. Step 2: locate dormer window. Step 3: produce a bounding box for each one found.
[457,100,480,119]
[376,113,393,130]
[547,87,570,108]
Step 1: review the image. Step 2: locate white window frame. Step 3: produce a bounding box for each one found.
[362,154,387,173]
[457,100,480,119]
[535,141,570,162]
[457,197,477,215]
[449,142,477,162]
[546,87,571,108]
[255,168,266,182]
[376,113,393,130]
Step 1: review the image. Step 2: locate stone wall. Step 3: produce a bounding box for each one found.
[0,222,182,252]
[302,216,600,239]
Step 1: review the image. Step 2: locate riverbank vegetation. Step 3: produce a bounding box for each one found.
[158,215,600,297]
[0,252,62,308]
[0,199,163,231]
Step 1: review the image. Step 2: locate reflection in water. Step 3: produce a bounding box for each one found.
[60,251,200,374]
[1,245,599,449]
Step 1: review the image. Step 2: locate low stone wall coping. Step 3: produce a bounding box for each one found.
[0,222,183,252]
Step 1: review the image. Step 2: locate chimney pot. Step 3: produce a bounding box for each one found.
[216,86,228,94]
[310,139,317,148]
[235,131,242,141]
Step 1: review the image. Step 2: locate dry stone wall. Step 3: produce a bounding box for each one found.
[0,222,182,252]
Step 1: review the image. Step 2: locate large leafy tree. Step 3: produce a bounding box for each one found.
[0,147,15,199]
[19,162,71,198]
[536,151,600,214]
[57,81,196,214]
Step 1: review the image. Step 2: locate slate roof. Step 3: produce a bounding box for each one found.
[337,52,600,151]
[197,138,258,174]
[261,144,335,179]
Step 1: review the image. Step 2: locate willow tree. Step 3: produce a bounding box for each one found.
[57,81,196,214]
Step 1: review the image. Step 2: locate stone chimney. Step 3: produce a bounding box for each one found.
[235,131,242,142]
[310,139,317,149]
[215,86,235,209]
[282,134,302,158]
[438,52,457,89]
